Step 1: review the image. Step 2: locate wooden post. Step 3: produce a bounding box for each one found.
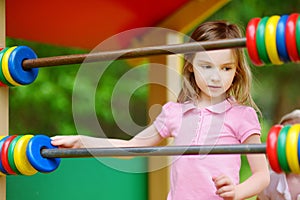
[0,0,8,199]
[148,31,183,200]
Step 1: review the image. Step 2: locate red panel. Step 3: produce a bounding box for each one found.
[6,0,188,49]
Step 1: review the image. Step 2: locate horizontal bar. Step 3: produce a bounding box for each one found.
[41,143,266,158]
[22,38,246,69]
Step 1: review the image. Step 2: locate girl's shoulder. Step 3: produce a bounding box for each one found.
[162,101,181,108]
[162,101,194,114]
[163,101,196,112]
[162,101,184,112]
[227,97,257,114]
[229,103,258,117]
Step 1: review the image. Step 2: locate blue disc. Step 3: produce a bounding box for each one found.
[26,135,61,173]
[8,46,39,85]
[276,15,290,62]
[298,132,300,167]
[0,136,10,174]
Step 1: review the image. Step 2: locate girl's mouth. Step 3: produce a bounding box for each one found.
[208,85,221,89]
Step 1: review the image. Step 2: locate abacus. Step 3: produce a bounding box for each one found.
[0,13,300,87]
[0,123,298,176]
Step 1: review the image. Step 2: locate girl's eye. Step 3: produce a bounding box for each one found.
[222,66,233,71]
[200,65,212,69]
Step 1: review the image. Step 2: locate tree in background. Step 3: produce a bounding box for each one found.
[8,39,148,139]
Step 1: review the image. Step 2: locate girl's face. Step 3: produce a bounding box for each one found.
[191,49,236,103]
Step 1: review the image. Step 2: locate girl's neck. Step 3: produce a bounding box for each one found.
[196,94,227,108]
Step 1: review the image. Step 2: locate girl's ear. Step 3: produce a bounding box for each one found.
[188,64,193,72]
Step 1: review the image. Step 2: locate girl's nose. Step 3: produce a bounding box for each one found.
[210,69,220,82]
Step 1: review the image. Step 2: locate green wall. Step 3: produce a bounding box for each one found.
[7,157,148,200]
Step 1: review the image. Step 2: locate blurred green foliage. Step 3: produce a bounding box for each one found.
[7,39,148,138]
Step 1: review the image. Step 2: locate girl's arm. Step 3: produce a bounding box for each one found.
[235,134,270,199]
[51,124,164,148]
[214,134,270,200]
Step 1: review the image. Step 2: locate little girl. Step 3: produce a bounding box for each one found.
[51,20,270,200]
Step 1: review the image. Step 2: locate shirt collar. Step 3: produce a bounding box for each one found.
[182,97,235,114]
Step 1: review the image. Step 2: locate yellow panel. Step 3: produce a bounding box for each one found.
[159,0,230,33]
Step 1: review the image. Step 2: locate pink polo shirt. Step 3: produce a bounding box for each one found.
[153,99,261,200]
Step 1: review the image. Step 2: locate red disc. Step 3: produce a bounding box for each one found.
[246,17,264,66]
[1,135,17,175]
[266,124,283,173]
[0,81,6,87]
[286,13,300,62]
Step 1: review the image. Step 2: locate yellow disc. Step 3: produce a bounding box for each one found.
[1,46,21,86]
[286,124,300,174]
[0,136,6,176]
[265,15,283,65]
[13,135,38,175]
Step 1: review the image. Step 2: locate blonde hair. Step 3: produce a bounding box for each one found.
[177,20,260,113]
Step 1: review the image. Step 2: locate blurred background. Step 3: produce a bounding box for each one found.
[4,0,300,199]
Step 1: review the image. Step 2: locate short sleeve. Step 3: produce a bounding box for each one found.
[153,102,181,138]
[237,107,261,143]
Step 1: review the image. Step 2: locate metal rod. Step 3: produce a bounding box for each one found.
[22,38,246,69]
[41,143,266,158]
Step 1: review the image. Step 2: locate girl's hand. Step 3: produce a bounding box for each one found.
[51,135,84,148]
[213,174,237,200]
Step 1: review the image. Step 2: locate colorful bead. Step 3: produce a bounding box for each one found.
[7,135,22,175]
[298,133,300,171]
[8,46,38,85]
[296,15,300,60]
[277,125,291,172]
[267,124,283,173]
[1,46,21,86]
[246,18,264,66]
[0,136,6,176]
[265,15,283,65]
[276,15,291,62]
[27,135,61,173]
[0,136,9,175]
[1,135,18,175]
[256,17,271,64]
[286,124,300,173]
[13,135,38,176]
[286,13,300,62]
